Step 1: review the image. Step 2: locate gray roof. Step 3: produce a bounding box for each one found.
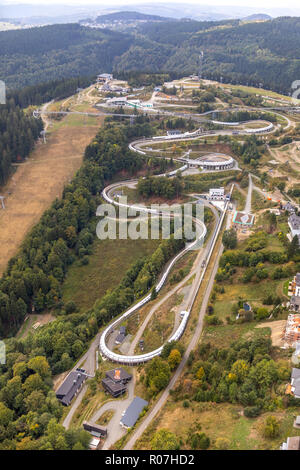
[167,130,181,135]
[115,333,126,344]
[105,368,132,383]
[102,377,126,395]
[56,370,87,405]
[291,296,300,306]
[283,202,295,212]
[120,397,148,428]
[293,377,300,396]
[287,436,300,450]
[292,368,300,380]
[296,273,300,286]
[289,214,300,230]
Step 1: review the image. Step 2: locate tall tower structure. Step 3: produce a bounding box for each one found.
[198,51,204,80]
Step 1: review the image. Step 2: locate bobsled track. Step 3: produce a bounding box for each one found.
[98,107,286,365]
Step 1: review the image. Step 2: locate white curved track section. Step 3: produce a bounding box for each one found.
[99,180,207,364]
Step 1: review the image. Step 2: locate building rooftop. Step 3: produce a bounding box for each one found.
[283,202,295,212]
[285,436,300,450]
[105,367,132,383]
[56,369,87,406]
[120,397,148,428]
[292,368,300,380]
[233,211,255,226]
[291,296,300,307]
[289,214,300,230]
[102,377,126,396]
[115,333,126,344]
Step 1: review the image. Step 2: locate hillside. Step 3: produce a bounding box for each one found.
[94,11,171,22]
[242,14,272,21]
[0,24,134,89]
[2,17,300,93]
[118,16,300,94]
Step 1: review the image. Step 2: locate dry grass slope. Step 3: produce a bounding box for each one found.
[0,117,103,276]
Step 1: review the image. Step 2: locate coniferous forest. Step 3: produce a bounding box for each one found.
[1,18,300,93]
[0,101,43,186]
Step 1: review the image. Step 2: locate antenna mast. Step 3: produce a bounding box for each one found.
[198,51,204,80]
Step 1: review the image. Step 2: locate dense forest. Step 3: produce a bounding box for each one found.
[2,17,300,93]
[0,24,134,89]
[117,16,300,94]
[9,76,94,109]
[0,100,43,186]
[137,175,184,199]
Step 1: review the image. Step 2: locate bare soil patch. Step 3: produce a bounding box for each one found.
[256,320,286,347]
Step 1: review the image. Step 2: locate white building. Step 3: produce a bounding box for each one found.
[97,73,113,83]
[288,214,300,238]
[106,97,127,107]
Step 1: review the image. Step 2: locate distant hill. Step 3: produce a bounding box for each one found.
[242,14,272,21]
[2,17,300,94]
[94,11,172,22]
[0,24,134,89]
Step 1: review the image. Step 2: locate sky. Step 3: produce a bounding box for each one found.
[2,0,300,8]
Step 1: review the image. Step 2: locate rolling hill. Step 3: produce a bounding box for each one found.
[2,17,300,94]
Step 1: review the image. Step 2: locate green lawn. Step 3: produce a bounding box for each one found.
[202,321,271,348]
[62,237,159,312]
[232,186,246,211]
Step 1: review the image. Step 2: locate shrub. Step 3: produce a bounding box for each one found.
[263,416,280,438]
[215,437,230,450]
[244,406,261,418]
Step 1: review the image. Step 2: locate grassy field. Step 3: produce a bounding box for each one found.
[134,401,300,450]
[232,186,246,211]
[211,277,288,323]
[62,236,160,312]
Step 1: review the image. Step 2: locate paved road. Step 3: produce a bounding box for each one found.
[90,375,136,450]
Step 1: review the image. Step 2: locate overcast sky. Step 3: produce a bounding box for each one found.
[2,0,300,8]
